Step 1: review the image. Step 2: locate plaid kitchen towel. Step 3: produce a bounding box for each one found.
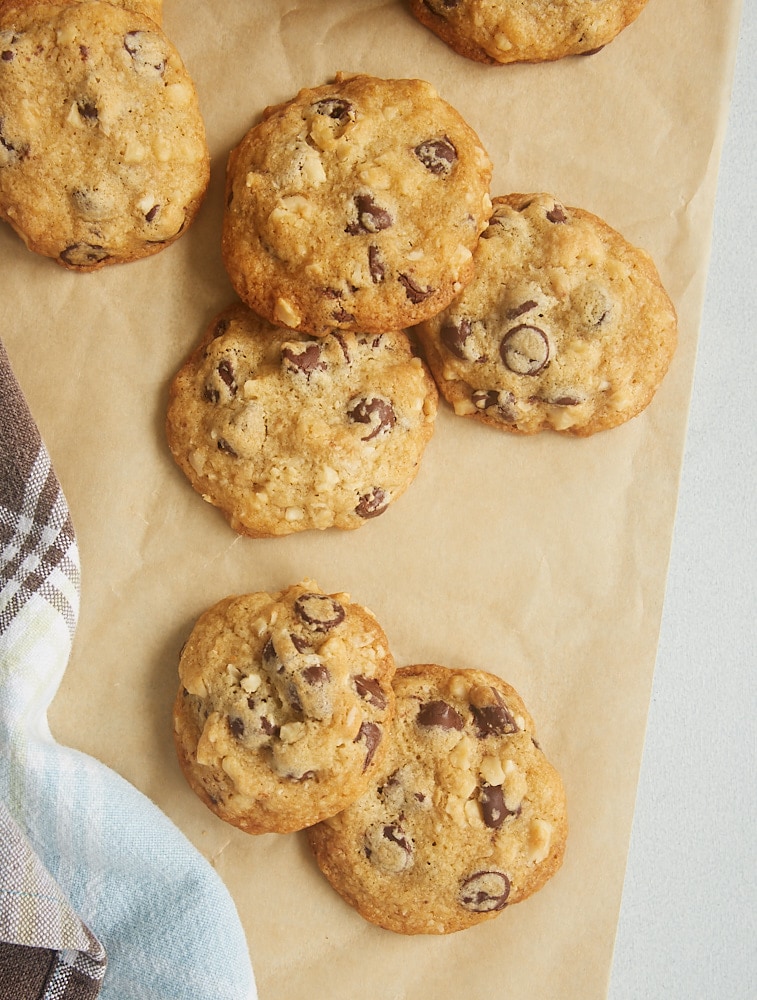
[0,338,257,1000]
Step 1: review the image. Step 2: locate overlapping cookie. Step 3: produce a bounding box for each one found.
[409,0,651,64]
[415,193,677,436]
[0,0,209,269]
[221,72,493,336]
[307,663,567,934]
[165,303,438,536]
[173,581,396,835]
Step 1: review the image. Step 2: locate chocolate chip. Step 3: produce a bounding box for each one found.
[212,318,231,339]
[355,720,382,770]
[216,438,238,457]
[471,701,517,738]
[355,487,389,519]
[217,359,236,394]
[294,593,346,632]
[290,634,312,654]
[471,389,517,422]
[354,675,387,710]
[282,342,326,377]
[459,871,510,912]
[398,273,433,304]
[124,30,167,75]
[59,243,110,267]
[332,331,352,363]
[544,392,584,407]
[417,700,464,731]
[414,136,457,176]
[500,324,551,375]
[260,717,279,737]
[202,386,220,404]
[0,118,28,163]
[312,98,355,126]
[506,300,538,320]
[302,664,330,686]
[347,194,393,234]
[546,203,568,224]
[347,396,396,440]
[228,716,245,739]
[440,318,471,359]
[262,637,282,669]
[364,820,414,873]
[479,784,512,828]
[144,204,160,223]
[368,245,385,283]
[76,98,98,123]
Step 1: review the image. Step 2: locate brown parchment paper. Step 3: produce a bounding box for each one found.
[0,0,744,997]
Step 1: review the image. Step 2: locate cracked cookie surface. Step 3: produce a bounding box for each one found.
[166,302,438,536]
[173,581,396,835]
[409,0,651,64]
[0,0,208,269]
[221,73,492,336]
[415,193,677,436]
[307,663,567,934]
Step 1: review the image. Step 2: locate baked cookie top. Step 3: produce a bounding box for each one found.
[0,0,208,269]
[307,663,567,934]
[173,581,396,835]
[221,73,493,336]
[165,303,438,537]
[415,193,678,436]
[409,0,651,64]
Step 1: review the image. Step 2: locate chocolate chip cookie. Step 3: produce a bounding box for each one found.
[0,0,209,269]
[221,72,493,336]
[173,581,397,835]
[165,302,438,536]
[307,663,567,934]
[415,193,678,436]
[409,0,651,64]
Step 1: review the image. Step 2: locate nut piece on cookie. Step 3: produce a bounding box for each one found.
[0,0,209,269]
[307,663,567,934]
[165,302,438,537]
[221,72,493,336]
[415,193,677,436]
[409,0,652,65]
[173,581,396,835]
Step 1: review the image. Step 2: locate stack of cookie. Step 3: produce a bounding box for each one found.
[173,581,568,935]
[0,0,209,268]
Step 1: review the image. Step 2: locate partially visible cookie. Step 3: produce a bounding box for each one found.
[165,302,438,537]
[173,581,397,835]
[221,73,493,336]
[415,193,677,436]
[409,0,651,64]
[307,663,567,935]
[0,0,208,269]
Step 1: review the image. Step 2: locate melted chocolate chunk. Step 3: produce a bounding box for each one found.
[500,324,550,375]
[459,871,510,912]
[417,700,464,731]
[294,593,346,632]
[228,716,245,739]
[347,396,396,440]
[414,136,457,176]
[312,97,356,126]
[546,203,568,224]
[302,664,330,686]
[216,438,238,457]
[471,389,517,423]
[59,243,110,267]
[355,487,389,519]
[506,300,538,320]
[347,194,393,235]
[282,342,326,377]
[76,98,98,123]
[355,721,382,770]
[398,273,433,304]
[124,30,167,75]
[471,696,517,737]
[354,675,387,710]
[479,783,512,829]
[440,318,471,359]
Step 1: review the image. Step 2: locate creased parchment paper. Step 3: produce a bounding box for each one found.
[0,0,744,997]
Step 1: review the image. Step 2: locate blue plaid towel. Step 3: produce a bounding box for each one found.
[0,339,257,1000]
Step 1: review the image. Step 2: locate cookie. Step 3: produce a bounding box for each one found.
[415,193,678,436]
[307,663,567,934]
[0,0,209,269]
[409,0,651,65]
[165,302,438,537]
[221,72,493,336]
[173,581,397,835]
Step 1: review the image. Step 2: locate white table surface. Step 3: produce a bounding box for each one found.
[609,2,757,997]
